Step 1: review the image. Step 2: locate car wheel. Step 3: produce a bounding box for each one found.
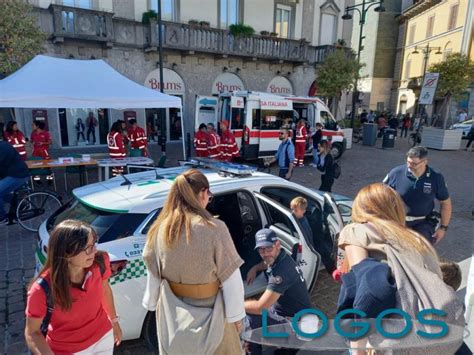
[141,311,159,351]
[330,143,343,159]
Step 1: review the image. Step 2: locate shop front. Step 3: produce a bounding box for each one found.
[211,72,245,95]
[266,76,293,96]
[144,68,185,142]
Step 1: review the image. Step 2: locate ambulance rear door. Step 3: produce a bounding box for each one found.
[229,96,245,151]
[195,96,218,129]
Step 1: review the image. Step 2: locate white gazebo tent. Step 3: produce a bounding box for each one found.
[0,55,185,155]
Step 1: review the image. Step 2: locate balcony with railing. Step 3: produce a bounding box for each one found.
[146,21,344,65]
[50,4,114,46]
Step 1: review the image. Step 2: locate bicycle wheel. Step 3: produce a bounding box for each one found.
[16,192,62,232]
[409,134,417,147]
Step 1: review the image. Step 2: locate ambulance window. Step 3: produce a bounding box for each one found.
[220,98,231,122]
[260,110,288,130]
[198,107,216,127]
[252,109,260,129]
[321,111,337,131]
[231,108,244,129]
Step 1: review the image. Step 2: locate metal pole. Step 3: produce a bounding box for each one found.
[350,0,366,129]
[417,44,430,124]
[157,0,167,154]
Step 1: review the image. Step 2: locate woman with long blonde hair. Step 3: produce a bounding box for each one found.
[142,169,245,354]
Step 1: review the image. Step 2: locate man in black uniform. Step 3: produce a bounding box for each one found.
[0,142,30,224]
[245,228,311,354]
[383,146,451,244]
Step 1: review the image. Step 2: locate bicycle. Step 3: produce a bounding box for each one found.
[409,126,423,147]
[7,184,62,232]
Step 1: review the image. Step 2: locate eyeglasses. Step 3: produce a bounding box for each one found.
[202,188,214,202]
[407,159,426,167]
[82,238,98,255]
[258,246,274,254]
[279,132,286,136]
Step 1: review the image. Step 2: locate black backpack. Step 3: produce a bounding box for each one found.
[333,161,341,179]
[37,254,106,337]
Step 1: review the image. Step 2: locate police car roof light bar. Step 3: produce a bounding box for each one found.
[188,157,257,177]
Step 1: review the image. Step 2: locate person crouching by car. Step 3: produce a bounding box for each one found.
[25,220,122,354]
[245,228,312,355]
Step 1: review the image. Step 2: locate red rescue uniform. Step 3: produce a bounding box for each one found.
[30,130,51,160]
[294,124,307,167]
[207,131,222,159]
[107,130,126,158]
[4,131,27,160]
[220,130,240,162]
[194,130,209,157]
[128,126,148,156]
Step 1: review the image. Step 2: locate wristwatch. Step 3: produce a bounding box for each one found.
[439,225,448,231]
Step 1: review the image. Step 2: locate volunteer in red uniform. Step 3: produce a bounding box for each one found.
[128,119,148,157]
[193,123,209,157]
[30,121,52,160]
[219,120,239,162]
[25,220,122,354]
[294,119,307,167]
[4,121,27,160]
[207,123,222,160]
[107,121,126,175]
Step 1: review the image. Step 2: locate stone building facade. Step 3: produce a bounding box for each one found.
[7,0,353,155]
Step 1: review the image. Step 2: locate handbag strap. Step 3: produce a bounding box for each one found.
[36,277,54,337]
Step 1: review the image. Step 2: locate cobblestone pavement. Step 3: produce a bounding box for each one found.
[1,137,472,354]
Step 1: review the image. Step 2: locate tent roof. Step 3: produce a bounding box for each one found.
[0,55,181,109]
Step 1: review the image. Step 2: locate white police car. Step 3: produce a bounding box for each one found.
[35,160,345,348]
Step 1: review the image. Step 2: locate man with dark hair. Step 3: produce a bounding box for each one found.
[383,146,452,244]
[264,128,295,180]
[127,119,148,157]
[193,123,209,157]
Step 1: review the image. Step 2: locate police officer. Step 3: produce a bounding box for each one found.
[264,128,295,180]
[383,146,452,244]
[245,228,311,354]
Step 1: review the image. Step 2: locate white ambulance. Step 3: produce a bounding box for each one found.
[195,91,347,160]
[35,161,345,349]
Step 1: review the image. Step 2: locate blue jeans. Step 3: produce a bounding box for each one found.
[0,177,29,219]
[312,149,319,165]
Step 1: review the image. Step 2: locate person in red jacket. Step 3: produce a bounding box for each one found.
[194,124,209,157]
[294,119,307,167]
[4,121,27,160]
[127,119,148,157]
[207,123,222,160]
[107,121,126,176]
[31,121,52,160]
[219,120,239,162]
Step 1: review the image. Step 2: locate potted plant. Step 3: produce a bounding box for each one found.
[142,10,157,25]
[270,32,278,37]
[199,21,210,28]
[335,38,347,47]
[188,19,199,27]
[229,23,255,37]
[260,30,270,36]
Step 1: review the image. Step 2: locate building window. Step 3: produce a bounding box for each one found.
[61,0,92,8]
[275,4,292,38]
[318,1,340,45]
[408,24,416,45]
[405,60,411,79]
[426,15,434,38]
[219,0,240,28]
[448,3,459,30]
[61,11,74,32]
[150,0,179,22]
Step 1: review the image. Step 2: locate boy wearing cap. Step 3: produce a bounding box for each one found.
[245,228,311,354]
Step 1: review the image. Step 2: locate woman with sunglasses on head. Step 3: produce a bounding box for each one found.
[143,169,245,354]
[316,140,336,192]
[25,220,122,355]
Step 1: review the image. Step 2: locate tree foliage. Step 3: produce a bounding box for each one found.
[429,53,474,100]
[316,48,364,99]
[0,0,45,76]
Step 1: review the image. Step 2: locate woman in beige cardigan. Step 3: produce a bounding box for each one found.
[142,169,245,354]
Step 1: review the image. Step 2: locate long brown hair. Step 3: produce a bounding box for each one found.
[352,183,436,256]
[318,140,331,154]
[146,169,214,249]
[31,220,103,311]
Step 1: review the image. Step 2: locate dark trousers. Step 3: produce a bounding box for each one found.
[401,127,409,138]
[246,307,291,355]
[278,168,290,180]
[87,127,96,143]
[466,131,474,148]
[313,236,336,274]
[319,175,334,192]
[406,219,436,243]
[76,131,85,142]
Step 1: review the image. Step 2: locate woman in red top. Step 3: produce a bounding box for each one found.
[25,220,122,354]
[4,121,27,160]
[30,120,52,160]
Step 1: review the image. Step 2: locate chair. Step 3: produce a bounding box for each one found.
[64,154,88,191]
[29,156,57,192]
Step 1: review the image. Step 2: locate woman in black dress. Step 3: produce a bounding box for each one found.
[317,140,335,192]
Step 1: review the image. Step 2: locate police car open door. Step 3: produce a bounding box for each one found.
[253,192,321,292]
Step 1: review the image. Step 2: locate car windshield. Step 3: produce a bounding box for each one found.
[47,199,147,243]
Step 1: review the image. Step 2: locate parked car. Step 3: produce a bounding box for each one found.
[450,119,473,139]
[35,162,346,348]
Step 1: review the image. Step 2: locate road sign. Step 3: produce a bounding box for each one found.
[419,73,440,105]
